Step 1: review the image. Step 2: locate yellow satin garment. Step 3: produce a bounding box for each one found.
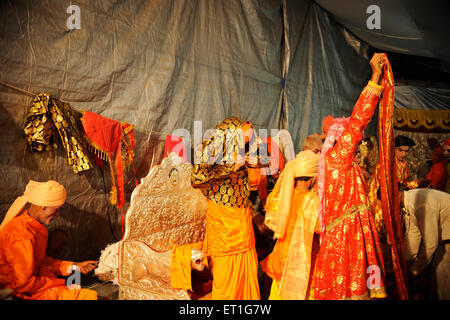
[204,200,255,256]
[204,200,260,300]
[170,242,204,292]
[210,246,260,300]
[261,189,318,300]
[268,279,282,300]
[261,191,309,282]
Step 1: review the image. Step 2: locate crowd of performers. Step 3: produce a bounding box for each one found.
[0,53,448,300]
[186,52,450,300]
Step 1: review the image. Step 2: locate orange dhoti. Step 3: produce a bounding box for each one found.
[203,200,260,300]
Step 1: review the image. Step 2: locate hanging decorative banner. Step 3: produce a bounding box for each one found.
[81,111,135,209]
[394,108,450,132]
[23,93,93,175]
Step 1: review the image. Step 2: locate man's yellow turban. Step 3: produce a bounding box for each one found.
[0,180,66,230]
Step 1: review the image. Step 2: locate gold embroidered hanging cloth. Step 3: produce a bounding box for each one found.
[23,93,93,175]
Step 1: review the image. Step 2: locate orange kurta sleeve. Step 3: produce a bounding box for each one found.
[40,256,74,277]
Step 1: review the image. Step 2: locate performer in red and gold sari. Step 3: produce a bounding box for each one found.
[313,54,388,300]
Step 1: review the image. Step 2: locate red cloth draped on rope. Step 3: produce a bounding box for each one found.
[377,56,409,300]
[80,111,136,210]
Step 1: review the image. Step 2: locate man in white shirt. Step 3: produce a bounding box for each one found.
[402,188,450,299]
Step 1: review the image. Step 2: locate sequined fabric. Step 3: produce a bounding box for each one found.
[191,116,256,208]
[23,93,93,175]
[313,82,387,300]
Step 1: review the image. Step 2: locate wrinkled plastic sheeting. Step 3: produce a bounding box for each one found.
[0,0,286,261]
[283,1,375,149]
[395,85,450,111]
[0,0,375,261]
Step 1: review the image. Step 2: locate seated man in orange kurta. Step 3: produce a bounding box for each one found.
[0,180,98,300]
[261,149,320,300]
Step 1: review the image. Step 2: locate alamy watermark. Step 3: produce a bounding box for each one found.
[66,264,81,289]
[366,5,381,30]
[66,5,81,30]
[169,121,292,175]
[367,265,382,290]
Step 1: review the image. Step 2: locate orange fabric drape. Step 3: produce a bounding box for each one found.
[204,200,255,257]
[261,190,310,282]
[377,56,409,300]
[0,213,97,300]
[170,242,204,292]
[81,111,135,209]
[203,200,260,300]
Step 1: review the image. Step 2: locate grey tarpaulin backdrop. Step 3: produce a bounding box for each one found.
[0,0,397,261]
[395,85,450,111]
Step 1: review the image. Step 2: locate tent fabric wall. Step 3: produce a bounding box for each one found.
[284,0,374,149]
[395,85,450,111]
[0,0,380,261]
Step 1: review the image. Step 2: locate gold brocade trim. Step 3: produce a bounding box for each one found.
[370,287,388,299]
[320,287,386,300]
[339,291,369,300]
[365,81,384,97]
[23,93,93,175]
[394,108,450,130]
[192,116,254,208]
[326,204,368,232]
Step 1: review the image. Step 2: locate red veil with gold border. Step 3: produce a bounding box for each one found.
[377,55,409,300]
